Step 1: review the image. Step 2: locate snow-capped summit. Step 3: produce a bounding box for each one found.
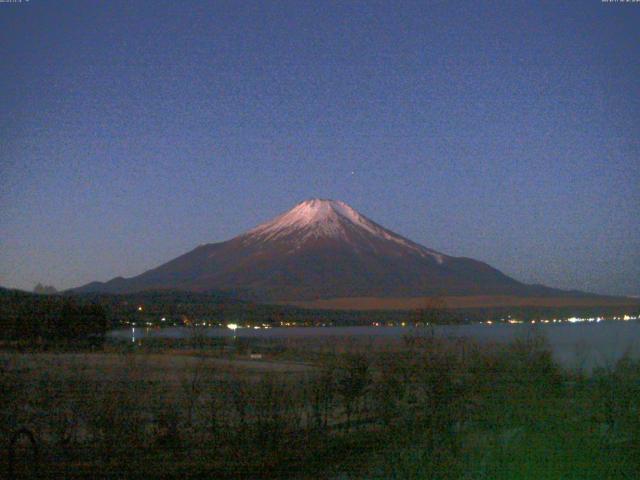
[74,198,566,302]
[247,199,445,262]
[249,199,362,239]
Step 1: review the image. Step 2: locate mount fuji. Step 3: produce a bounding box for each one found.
[74,199,583,303]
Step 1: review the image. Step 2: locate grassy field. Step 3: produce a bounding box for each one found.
[2,334,639,479]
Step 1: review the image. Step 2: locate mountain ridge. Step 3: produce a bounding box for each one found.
[72,199,603,303]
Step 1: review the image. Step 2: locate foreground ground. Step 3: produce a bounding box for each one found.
[2,334,639,479]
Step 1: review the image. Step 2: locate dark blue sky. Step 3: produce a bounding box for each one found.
[1,0,638,296]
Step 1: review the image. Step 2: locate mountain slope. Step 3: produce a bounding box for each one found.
[74,199,577,301]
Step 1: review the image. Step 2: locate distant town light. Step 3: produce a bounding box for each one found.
[137,306,143,312]
[227,323,238,331]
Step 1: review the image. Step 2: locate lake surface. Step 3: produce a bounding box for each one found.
[109,322,640,371]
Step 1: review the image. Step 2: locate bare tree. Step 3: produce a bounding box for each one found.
[180,356,207,428]
[336,353,370,431]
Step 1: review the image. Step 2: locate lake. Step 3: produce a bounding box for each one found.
[109,321,640,371]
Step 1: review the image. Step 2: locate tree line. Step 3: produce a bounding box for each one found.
[0,290,107,346]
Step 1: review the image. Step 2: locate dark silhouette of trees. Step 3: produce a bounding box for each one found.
[0,293,107,347]
[57,300,108,343]
[413,297,448,326]
[33,283,58,295]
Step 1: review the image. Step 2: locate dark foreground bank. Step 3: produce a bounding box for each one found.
[2,334,639,479]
